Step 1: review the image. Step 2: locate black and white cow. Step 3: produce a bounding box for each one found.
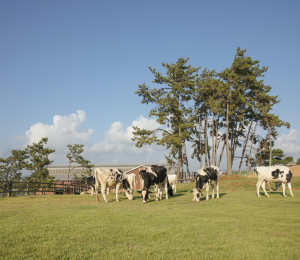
[82,175,96,196]
[167,174,178,194]
[192,166,219,201]
[255,166,294,198]
[94,168,133,202]
[138,165,173,203]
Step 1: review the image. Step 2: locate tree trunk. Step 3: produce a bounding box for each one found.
[214,117,218,166]
[238,120,253,174]
[176,128,182,179]
[204,110,208,167]
[67,162,71,187]
[218,141,225,168]
[225,103,232,175]
[199,114,202,169]
[267,121,272,166]
[247,122,257,175]
[184,141,190,177]
[211,112,215,166]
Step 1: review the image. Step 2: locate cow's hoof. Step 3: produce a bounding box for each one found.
[104,200,108,203]
[217,197,219,199]
[143,201,147,203]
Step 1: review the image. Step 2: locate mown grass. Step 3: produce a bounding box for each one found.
[1,176,300,260]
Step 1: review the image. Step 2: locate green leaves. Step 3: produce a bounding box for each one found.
[66,144,94,180]
[26,137,55,182]
[134,58,201,175]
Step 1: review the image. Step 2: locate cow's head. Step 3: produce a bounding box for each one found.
[122,179,133,201]
[191,188,203,202]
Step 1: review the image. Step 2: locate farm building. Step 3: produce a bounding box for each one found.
[47,163,173,189]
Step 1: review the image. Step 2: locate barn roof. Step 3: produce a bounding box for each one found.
[47,163,170,180]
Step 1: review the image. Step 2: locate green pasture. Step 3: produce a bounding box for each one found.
[1,176,300,260]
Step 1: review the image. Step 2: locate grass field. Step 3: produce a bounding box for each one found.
[1,176,300,260]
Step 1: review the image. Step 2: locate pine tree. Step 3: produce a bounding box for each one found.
[66,144,94,185]
[0,149,29,181]
[26,137,55,182]
[133,58,200,178]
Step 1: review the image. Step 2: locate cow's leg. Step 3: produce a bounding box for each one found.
[106,188,110,196]
[216,179,219,199]
[282,183,286,197]
[287,182,294,197]
[211,183,215,199]
[133,179,136,194]
[256,178,264,197]
[164,178,169,200]
[115,184,120,202]
[155,185,160,201]
[91,187,95,196]
[261,181,269,197]
[95,181,100,202]
[206,183,209,200]
[100,183,108,203]
[160,183,163,200]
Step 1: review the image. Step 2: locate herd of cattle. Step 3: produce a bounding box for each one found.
[82,164,294,203]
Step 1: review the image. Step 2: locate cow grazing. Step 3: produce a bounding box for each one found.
[126,173,137,194]
[167,174,178,193]
[255,166,294,198]
[191,188,203,202]
[138,165,173,203]
[94,168,133,202]
[193,166,219,201]
[82,175,96,196]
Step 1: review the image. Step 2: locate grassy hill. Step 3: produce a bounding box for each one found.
[0,176,299,259]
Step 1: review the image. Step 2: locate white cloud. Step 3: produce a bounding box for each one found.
[90,115,163,155]
[17,112,169,165]
[275,129,300,154]
[22,110,94,151]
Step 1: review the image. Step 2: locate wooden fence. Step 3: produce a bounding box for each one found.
[0,180,90,197]
[177,172,197,183]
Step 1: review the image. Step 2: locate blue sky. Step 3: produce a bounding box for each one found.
[1,0,299,172]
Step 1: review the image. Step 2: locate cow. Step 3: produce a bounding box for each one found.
[192,188,203,202]
[167,174,178,193]
[192,166,219,201]
[82,175,96,196]
[138,165,173,203]
[255,166,294,198]
[126,173,137,194]
[94,168,133,202]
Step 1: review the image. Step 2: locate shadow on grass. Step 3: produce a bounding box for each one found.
[198,192,227,201]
